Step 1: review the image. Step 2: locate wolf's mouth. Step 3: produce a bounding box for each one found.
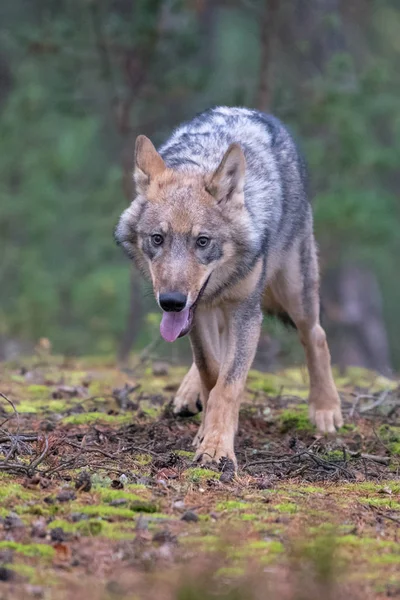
[159,276,211,343]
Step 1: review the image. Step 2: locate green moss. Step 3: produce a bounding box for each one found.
[140,404,161,419]
[10,401,39,413]
[337,535,398,552]
[17,504,51,517]
[370,554,400,565]
[346,481,400,494]
[42,399,70,412]
[215,566,245,578]
[279,407,313,433]
[216,500,249,511]
[274,502,297,514]
[62,412,131,425]
[0,541,55,559]
[0,483,35,502]
[95,486,149,503]
[333,367,397,392]
[4,563,37,581]
[130,501,159,513]
[360,497,400,510]
[26,384,50,399]
[184,467,219,483]
[240,514,259,521]
[337,535,370,548]
[62,371,89,386]
[87,381,107,396]
[91,474,113,488]
[48,519,76,533]
[378,425,400,455]
[181,535,219,550]
[296,485,325,493]
[247,540,284,553]
[247,371,280,394]
[142,513,172,522]
[339,423,357,433]
[175,450,195,459]
[77,519,103,536]
[320,450,345,462]
[48,518,135,539]
[134,453,152,466]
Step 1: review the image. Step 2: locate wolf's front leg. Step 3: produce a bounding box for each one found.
[192,302,262,468]
[172,362,203,417]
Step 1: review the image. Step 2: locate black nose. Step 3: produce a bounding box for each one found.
[159,292,187,312]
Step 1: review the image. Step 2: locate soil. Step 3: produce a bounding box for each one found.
[0,354,399,599]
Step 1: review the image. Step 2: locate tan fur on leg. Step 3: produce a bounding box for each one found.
[194,380,242,466]
[172,362,202,416]
[193,303,262,466]
[267,237,343,433]
[299,323,343,432]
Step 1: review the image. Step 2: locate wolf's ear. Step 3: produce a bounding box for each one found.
[134,135,166,194]
[207,143,246,205]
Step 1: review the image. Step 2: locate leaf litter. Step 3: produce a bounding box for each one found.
[0,356,399,599]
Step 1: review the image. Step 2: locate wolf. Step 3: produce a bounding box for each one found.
[115,106,343,468]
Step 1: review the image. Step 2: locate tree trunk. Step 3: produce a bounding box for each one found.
[117,267,143,366]
[255,0,279,112]
[321,264,392,375]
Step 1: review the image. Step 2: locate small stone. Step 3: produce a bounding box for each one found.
[31,518,47,538]
[220,470,235,484]
[106,581,125,596]
[111,479,124,490]
[50,527,66,542]
[0,548,14,563]
[109,498,128,507]
[172,500,185,511]
[181,510,199,523]
[135,515,149,532]
[75,471,92,493]
[157,543,173,561]
[152,530,176,544]
[219,457,235,483]
[56,489,76,503]
[0,566,15,581]
[3,512,24,531]
[26,585,44,598]
[71,513,89,523]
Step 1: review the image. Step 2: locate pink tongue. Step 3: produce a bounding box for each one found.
[160,309,190,343]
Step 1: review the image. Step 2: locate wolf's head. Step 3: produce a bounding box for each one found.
[115,135,251,342]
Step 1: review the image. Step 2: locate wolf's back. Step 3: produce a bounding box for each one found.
[159,107,311,255]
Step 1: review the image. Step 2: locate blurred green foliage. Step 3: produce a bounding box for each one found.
[0,0,400,365]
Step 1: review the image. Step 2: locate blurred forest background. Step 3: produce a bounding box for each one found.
[1,0,400,375]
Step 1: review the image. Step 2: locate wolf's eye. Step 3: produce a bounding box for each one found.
[196,236,210,249]
[151,234,164,246]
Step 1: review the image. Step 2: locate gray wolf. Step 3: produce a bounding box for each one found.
[115,106,343,468]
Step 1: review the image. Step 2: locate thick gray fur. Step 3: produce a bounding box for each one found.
[159,106,312,261]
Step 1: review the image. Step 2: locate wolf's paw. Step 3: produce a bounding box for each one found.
[172,391,202,417]
[172,368,203,417]
[309,404,343,434]
[194,435,237,469]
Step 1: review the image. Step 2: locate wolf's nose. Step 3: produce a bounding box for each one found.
[159,292,187,312]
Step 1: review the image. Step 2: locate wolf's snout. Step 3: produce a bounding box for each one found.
[159,292,187,312]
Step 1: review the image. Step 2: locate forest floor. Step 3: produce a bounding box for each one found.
[0,352,399,600]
